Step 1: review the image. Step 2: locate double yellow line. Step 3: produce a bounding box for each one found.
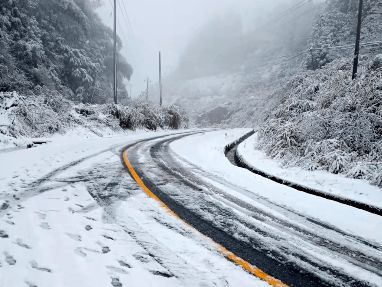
[123,149,288,287]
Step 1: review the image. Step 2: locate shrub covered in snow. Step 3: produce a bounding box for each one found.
[258,57,382,187]
[102,102,188,131]
[0,92,188,149]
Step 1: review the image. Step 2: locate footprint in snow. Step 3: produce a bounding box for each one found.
[4,253,16,265]
[111,278,122,287]
[102,234,115,241]
[117,260,131,269]
[30,260,52,273]
[106,266,129,275]
[15,238,32,249]
[39,222,51,230]
[35,211,47,220]
[74,247,87,257]
[150,270,174,278]
[83,247,100,254]
[96,241,110,254]
[133,253,150,263]
[25,281,38,287]
[75,247,101,257]
[66,233,82,242]
[85,216,97,222]
[1,201,9,210]
[0,230,9,238]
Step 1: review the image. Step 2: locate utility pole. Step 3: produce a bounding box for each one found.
[146,78,150,102]
[113,0,118,104]
[159,51,163,106]
[352,0,363,80]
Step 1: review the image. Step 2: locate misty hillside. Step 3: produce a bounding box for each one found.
[0,0,132,104]
[163,0,319,126]
[161,0,382,187]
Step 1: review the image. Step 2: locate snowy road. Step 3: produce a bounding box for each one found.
[0,130,268,287]
[124,130,382,287]
[1,129,382,287]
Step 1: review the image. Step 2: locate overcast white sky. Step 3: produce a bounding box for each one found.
[97,0,287,97]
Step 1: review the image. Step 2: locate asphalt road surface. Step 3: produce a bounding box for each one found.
[122,131,382,287]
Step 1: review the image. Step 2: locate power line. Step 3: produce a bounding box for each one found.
[244,39,382,75]
[117,1,130,43]
[113,0,117,104]
[106,0,128,44]
[117,0,130,31]
[277,0,311,19]
[110,0,129,44]
[254,0,311,33]
[159,51,163,106]
[107,0,134,103]
[119,0,135,36]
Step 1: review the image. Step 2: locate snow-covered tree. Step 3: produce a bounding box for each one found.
[307,0,382,70]
[0,0,133,104]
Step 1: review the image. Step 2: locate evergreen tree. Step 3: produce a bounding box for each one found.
[0,0,132,103]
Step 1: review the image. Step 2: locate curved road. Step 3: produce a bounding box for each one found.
[122,131,382,287]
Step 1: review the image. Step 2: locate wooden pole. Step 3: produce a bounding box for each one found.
[159,51,163,106]
[352,0,363,80]
[113,0,118,103]
[146,78,149,102]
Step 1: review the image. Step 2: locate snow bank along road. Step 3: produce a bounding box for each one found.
[226,131,382,216]
[123,129,382,287]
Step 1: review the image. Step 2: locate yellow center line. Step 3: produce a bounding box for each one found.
[123,149,288,287]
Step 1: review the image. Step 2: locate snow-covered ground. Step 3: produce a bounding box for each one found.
[0,129,268,287]
[237,133,382,210]
[170,129,382,245]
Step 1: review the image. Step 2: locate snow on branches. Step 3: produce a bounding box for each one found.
[258,56,382,187]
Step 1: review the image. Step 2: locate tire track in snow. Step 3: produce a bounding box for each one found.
[123,132,382,287]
